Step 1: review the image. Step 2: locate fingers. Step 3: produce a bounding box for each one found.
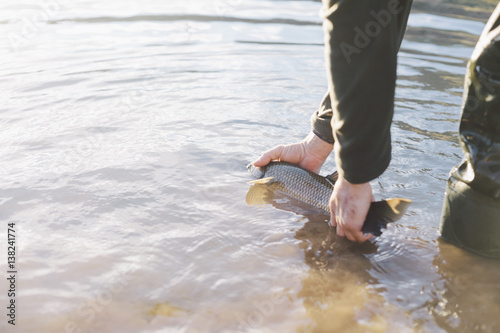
[335,225,344,237]
[329,216,337,228]
[252,145,285,167]
[329,202,337,227]
[340,227,373,242]
[329,176,373,243]
[334,217,373,242]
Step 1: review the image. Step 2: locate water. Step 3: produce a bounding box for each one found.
[0,0,499,332]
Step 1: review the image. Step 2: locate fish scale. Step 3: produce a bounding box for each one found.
[253,162,334,212]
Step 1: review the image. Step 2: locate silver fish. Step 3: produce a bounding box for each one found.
[247,161,411,236]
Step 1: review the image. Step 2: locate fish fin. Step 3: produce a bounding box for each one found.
[384,198,412,217]
[246,184,275,206]
[362,198,412,236]
[248,177,275,185]
[326,171,338,184]
[150,302,186,317]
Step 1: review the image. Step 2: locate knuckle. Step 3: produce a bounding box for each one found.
[270,145,284,157]
[274,145,285,152]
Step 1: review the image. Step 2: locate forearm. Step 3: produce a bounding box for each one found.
[316,0,412,183]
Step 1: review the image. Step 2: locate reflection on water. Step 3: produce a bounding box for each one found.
[429,241,500,332]
[295,218,388,333]
[0,0,499,332]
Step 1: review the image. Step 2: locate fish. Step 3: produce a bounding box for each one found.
[246,161,411,236]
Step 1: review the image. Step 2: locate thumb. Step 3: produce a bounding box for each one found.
[253,145,285,167]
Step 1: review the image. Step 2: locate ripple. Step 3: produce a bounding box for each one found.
[49,14,321,26]
[2,0,500,332]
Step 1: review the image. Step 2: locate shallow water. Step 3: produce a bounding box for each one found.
[0,0,499,332]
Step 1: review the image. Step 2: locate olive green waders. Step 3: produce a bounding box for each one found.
[440,4,500,259]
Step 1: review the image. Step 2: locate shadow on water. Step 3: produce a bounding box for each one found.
[247,182,500,332]
[246,186,403,331]
[294,217,386,333]
[252,203,388,331]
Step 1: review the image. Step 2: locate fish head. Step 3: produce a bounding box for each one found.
[247,163,265,179]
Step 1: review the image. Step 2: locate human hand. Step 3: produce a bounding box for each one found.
[252,132,333,173]
[329,175,374,242]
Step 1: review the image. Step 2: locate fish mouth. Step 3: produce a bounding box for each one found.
[247,163,264,179]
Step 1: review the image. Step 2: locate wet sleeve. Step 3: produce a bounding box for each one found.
[311,0,412,184]
[311,92,335,144]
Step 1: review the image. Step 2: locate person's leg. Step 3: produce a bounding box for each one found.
[440,4,500,259]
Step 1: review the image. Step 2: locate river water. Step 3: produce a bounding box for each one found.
[0,0,499,332]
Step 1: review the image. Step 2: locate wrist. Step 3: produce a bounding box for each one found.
[337,174,372,193]
[304,131,334,161]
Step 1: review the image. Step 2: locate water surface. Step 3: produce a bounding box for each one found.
[0,0,499,332]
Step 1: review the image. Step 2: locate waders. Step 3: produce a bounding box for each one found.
[440,4,500,259]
